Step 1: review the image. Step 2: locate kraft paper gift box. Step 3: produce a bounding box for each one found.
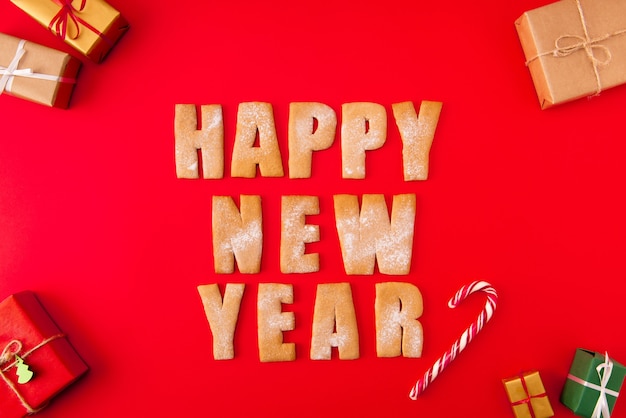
[0,32,80,108]
[11,0,129,63]
[503,371,554,418]
[561,349,626,417]
[515,0,626,109]
[0,292,88,417]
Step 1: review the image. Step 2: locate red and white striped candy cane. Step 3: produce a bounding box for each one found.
[409,280,498,400]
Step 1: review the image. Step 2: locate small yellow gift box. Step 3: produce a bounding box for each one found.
[503,371,554,418]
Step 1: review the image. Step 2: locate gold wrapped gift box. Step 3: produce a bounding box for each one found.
[516,0,626,109]
[11,0,129,63]
[503,371,554,418]
[0,33,80,108]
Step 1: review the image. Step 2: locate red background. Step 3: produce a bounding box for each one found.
[1,0,625,416]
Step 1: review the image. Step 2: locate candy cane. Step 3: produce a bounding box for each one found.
[409,280,498,399]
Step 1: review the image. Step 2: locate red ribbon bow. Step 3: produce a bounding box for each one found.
[47,0,112,45]
[48,0,87,40]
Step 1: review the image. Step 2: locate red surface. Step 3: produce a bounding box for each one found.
[1,0,625,416]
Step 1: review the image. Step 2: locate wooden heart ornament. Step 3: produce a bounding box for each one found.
[409,280,498,399]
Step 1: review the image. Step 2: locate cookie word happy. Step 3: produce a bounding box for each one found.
[174,101,442,180]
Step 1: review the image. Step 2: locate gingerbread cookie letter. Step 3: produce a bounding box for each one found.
[288,102,336,178]
[212,195,263,274]
[310,283,359,360]
[280,196,320,274]
[197,283,245,360]
[258,283,296,362]
[232,102,284,178]
[392,101,442,181]
[341,102,386,179]
[375,282,423,358]
[175,104,224,179]
[334,194,416,275]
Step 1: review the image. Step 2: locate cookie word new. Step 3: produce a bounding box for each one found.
[209,194,416,275]
[174,101,442,181]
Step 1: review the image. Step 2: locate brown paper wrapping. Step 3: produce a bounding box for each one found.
[515,0,626,109]
[0,33,80,108]
[11,0,129,63]
[503,371,554,418]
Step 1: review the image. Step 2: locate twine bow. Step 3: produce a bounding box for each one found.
[0,340,23,367]
[553,34,613,67]
[526,0,626,96]
[567,352,620,418]
[0,334,64,414]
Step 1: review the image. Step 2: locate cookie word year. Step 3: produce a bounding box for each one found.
[198,282,423,361]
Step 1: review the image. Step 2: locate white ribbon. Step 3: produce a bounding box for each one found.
[0,39,68,94]
[567,352,619,418]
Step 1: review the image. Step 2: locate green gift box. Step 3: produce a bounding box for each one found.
[561,349,626,417]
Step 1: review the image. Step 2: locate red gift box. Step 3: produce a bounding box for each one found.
[0,292,88,417]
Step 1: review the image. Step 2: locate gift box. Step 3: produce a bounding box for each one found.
[11,0,129,63]
[0,33,81,108]
[0,292,88,417]
[561,349,626,418]
[503,371,554,418]
[515,0,626,109]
